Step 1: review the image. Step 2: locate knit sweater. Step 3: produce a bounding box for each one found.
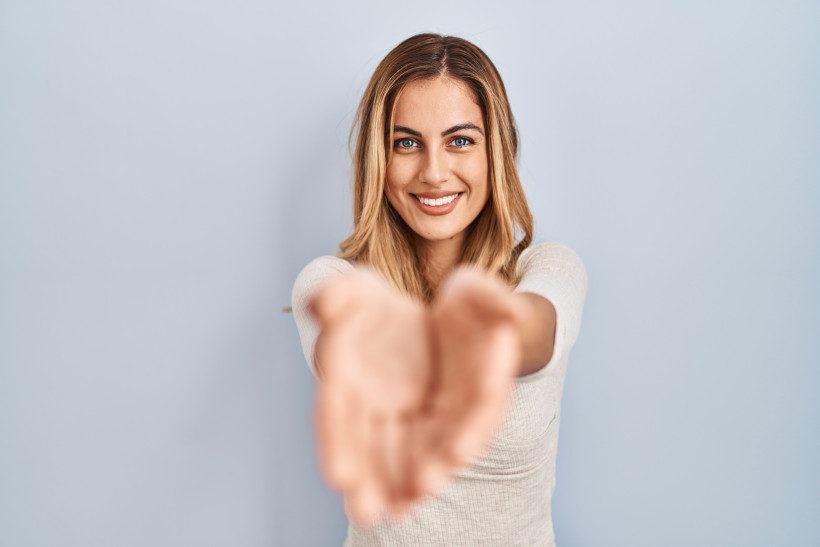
[291,242,588,546]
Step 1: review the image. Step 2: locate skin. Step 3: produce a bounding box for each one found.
[384,77,490,291]
[310,76,557,525]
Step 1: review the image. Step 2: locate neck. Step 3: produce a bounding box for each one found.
[416,233,466,296]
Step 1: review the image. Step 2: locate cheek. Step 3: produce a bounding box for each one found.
[465,160,490,196]
[386,159,412,188]
[384,168,406,210]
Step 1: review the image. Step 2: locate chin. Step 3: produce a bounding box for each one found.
[412,226,467,243]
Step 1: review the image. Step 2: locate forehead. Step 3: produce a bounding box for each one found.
[393,77,484,130]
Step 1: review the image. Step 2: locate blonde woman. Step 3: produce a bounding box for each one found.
[292,33,587,546]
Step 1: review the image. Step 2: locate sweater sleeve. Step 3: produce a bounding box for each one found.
[514,242,588,382]
[291,255,355,379]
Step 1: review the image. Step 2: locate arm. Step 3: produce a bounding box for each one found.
[290,244,587,524]
[511,292,557,377]
[512,242,589,378]
[291,256,355,378]
[295,264,528,524]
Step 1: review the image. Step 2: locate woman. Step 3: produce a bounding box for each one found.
[292,33,587,546]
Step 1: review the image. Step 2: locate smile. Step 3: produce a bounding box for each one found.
[415,193,459,206]
[410,192,463,216]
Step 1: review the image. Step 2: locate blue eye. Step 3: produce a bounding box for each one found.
[452,137,471,147]
[396,138,417,149]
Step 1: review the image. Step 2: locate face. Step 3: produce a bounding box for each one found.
[385,77,489,250]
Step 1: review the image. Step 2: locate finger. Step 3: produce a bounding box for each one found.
[314,328,356,385]
[369,412,391,502]
[414,411,451,498]
[412,409,451,498]
[348,410,387,525]
[422,375,504,470]
[315,384,361,491]
[308,276,351,324]
[310,268,390,323]
[447,384,510,464]
[437,268,516,322]
[309,271,373,326]
[445,368,516,466]
[346,475,384,527]
[415,458,450,500]
[383,412,413,513]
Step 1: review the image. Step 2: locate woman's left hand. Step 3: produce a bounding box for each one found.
[414,268,522,492]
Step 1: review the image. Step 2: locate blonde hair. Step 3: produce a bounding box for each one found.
[339,33,533,303]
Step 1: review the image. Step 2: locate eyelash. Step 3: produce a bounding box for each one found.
[393,136,475,151]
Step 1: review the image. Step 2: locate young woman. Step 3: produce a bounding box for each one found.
[292,33,587,546]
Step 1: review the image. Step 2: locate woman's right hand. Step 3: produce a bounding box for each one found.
[310,268,433,523]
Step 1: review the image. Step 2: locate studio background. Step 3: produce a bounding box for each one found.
[1,1,817,545]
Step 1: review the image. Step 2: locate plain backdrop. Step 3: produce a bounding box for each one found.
[1,1,818,545]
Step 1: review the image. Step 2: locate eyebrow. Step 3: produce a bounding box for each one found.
[392,122,484,138]
[442,123,484,137]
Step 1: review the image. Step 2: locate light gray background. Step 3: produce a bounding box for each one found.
[1,1,818,546]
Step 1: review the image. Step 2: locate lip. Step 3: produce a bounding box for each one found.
[410,191,463,216]
[413,191,462,199]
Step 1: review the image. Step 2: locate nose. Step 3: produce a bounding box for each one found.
[419,147,449,185]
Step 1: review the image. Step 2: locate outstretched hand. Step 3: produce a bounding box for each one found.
[309,267,521,525]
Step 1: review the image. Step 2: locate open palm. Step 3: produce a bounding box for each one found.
[310,267,520,524]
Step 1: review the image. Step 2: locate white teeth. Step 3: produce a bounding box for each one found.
[417,194,458,206]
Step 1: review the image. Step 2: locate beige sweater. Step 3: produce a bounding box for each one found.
[291,242,588,546]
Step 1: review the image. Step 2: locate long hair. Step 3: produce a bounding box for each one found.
[339,33,533,303]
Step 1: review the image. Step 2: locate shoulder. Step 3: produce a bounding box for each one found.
[514,242,588,328]
[291,256,354,378]
[295,255,355,284]
[516,242,587,283]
